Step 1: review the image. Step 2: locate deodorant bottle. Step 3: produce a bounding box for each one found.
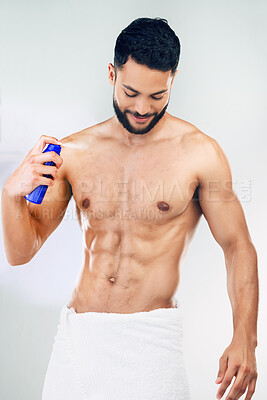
[25,144,61,204]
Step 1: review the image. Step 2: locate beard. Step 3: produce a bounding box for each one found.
[112,95,169,135]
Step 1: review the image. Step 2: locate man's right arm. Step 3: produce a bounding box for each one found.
[1,173,72,266]
[1,187,40,265]
[1,135,72,266]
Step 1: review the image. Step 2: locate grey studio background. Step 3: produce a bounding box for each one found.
[0,0,266,399]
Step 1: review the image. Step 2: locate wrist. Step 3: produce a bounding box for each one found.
[232,330,258,348]
[3,182,24,202]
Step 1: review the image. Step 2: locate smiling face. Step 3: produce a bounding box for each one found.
[109,57,177,135]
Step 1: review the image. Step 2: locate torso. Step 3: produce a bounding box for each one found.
[63,113,204,313]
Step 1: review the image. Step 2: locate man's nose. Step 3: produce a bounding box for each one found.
[134,98,151,117]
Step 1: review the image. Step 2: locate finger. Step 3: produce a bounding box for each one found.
[216,366,237,399]
[35,175,55,187]
[216,355,228,384]
[30,151,63,169]
[233,374,251,400]
[42,152,63,168]
[30,135,62,155]
[216,376,223,384]
[35,165,58,179]
[225,369,249,400]
[244,377,257,400]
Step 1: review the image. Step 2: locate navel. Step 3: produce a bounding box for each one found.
[82,198,90,209]
[157,201,170,212]
[109,277,116,284]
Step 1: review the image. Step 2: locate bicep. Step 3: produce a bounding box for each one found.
[198,137,251,252]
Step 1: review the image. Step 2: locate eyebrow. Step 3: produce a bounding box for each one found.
[122,84,168,96]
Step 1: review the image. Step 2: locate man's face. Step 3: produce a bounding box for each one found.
[109,58,176,135]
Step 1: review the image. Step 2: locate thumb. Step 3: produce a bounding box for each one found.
[215,355,228,384]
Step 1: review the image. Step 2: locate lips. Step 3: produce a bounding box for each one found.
[131,114,150,123]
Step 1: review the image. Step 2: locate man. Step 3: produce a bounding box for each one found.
[1,17,258,400]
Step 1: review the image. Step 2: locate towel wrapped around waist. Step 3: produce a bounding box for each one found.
[42,303,191,400]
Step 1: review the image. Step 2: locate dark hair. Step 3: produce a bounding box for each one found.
[114,17,181,78]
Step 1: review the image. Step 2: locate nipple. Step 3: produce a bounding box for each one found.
[157,201,170,211]
[82,198,90,209]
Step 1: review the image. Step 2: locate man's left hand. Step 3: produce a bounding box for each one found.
[215,336,258,400]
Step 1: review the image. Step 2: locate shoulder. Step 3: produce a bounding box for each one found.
[170,115,216,146]
[191,131,232,187]
[169,115,231,183]
[175,116,228,158]
[168,114,206,147]
[59,118,113,147]
[56,120,111,182]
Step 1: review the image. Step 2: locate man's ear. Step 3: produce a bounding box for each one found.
[108,63,116,86]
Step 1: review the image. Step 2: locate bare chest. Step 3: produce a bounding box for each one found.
[67,142,199,226]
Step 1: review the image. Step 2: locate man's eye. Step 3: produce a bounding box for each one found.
[124,92,163,100]
[125,92,137,98]
[151,96,164,100]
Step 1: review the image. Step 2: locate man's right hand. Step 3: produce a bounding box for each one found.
[4,135,63,198]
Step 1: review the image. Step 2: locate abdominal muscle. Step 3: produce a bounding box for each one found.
[67,231,184,314]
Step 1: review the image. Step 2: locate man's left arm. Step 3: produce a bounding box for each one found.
[197,135,259,400]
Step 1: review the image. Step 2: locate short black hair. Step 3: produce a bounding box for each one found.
[114,17,181,78]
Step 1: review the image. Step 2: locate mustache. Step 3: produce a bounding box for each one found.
[128,111,155,118]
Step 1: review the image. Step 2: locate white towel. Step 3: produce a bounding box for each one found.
[42,304,191,400]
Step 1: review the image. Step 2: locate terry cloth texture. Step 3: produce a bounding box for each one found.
[42,303,191,400]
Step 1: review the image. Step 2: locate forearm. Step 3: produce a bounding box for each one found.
[1,185,40,265]
[224,240,259,347]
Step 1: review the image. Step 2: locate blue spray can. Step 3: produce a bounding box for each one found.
[24,144,61,204]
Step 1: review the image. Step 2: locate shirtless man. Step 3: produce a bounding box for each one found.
[1,17,258,400]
